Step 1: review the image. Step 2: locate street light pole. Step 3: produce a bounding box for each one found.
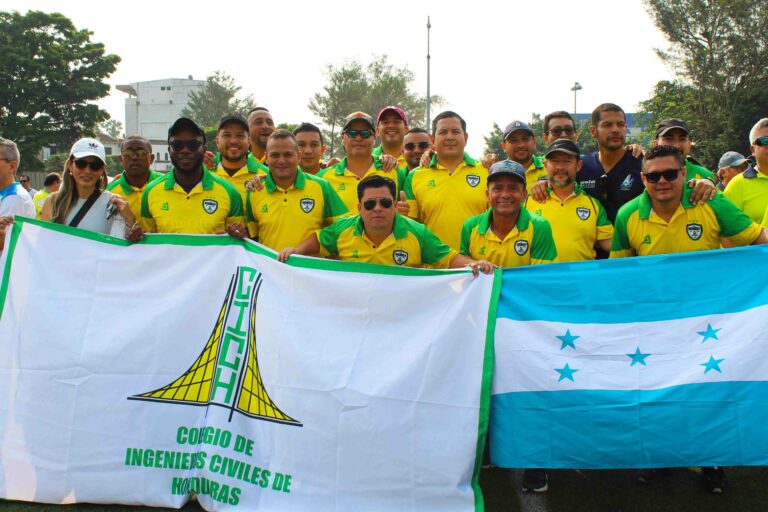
[426,16,431,130]
[571,82,582,120]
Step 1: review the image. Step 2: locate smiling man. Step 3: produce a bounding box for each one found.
[211,113,267,205]
[107,135,164,220]
[372,106,409,172]
[247,107,275,164]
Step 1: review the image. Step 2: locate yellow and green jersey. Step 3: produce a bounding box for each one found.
[525,184,613,262]
[106,170,165,221]
[460,208,557,267]
[525,155,547,189]
[723,165,768,223]
[32,189,51,219]
[403,153,488,251]
[685,159,716,182]
[372,145,408,173]
[212,153,268,206]
[140,169,244,234]
[610,187,762,258]
[317,214,457,269]
[318,157,406,214]
[246,169,347,251]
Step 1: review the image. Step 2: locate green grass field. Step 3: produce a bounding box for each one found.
[3,466,768,511]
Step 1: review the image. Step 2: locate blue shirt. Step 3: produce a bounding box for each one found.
[578,151,644,223]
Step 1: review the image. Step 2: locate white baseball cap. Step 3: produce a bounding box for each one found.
[69,138,106,164]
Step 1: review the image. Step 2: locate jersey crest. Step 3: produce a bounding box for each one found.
[576,207,591,220]
[392,249,409,265]
[514,240,529,256]
[466,175,481,187]
[202,199,218,214]
[686,223,703,240]
[300,198,315,213]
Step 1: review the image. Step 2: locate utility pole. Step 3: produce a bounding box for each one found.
[426,16,431,130]
[571,82,582,120]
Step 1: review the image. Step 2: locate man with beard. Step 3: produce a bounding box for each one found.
[107,135,164,220]
[402,128,432,172]
[211,113,267,207]
[140,118,246,237]
[501,120,546,188]
[247,107,275,164]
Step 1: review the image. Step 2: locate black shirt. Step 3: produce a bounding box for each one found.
[578,151,644,223]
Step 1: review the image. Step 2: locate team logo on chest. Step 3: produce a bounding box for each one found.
[300,198,315,213]
[514,240,529,256]
[466,174,481,187]
[576,207,591,220]
[392,249,409,265]
[202,199,218,214]
[686,223,703,241]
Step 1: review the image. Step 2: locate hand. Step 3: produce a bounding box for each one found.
[125,223,144,243]
[277,247,296,262]
[321,157,341,169]
[687,178,717,204]
[467,259,495,277]
[419,149,435,169]
[203,151,216,171]
[482,153,499,169]
[396,190,409,216]
[625,144,644,158]
[245,175,267,192]
[110,195,136,224]
[379,154,397,172]
[530,179,549,203]
[0,215,14,231]
[225,223,248,240]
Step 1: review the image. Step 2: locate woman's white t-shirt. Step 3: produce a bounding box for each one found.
[64,191,126,238]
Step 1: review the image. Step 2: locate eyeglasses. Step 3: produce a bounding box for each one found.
[345,130,374,139]
[362,198,394,210]
[19,179,29,183]
[753,136,768,147]
[545,126,575,137]
[170,139,204,152]
[73,159,105,171]
[122,149,148,159]
[643,168,682,183]
[404,142,431,151]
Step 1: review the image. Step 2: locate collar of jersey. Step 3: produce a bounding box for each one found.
[742,164,768,179]
[428,152,478,169]
[164,168,214,191]
[265,168,307,193]
[334,157,383,176]
[213,153,268,174]
[637,186,696,219]
[546,182,586,201]
[352,212,409,239]
[527,155,544,171]
[477,207,531,236]
[114,170,162,195]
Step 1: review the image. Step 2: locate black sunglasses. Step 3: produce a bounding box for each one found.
[170,139,204,152]
[73,158,104,171]
[362,198,394,210]
[404,142,431,151]
[345,130,374,139]
[545,126,575,136]
[643,168,682,183]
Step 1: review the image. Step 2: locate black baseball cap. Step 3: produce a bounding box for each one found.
[655,119,690,139]
[545,139,580,158]
[218,113,249,132]
[503,120,534,140]
[168,117,206,141]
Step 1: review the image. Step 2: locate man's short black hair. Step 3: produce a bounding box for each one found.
[591,103,625,127]
[543,111,575,133]
[121,135,152,152]
[247,106,270,116]
[357,175,396,201]
[43,172,61,186]
[643,145,685,170]
[431,111,466,135]
[293,122,324,145]
[405,127,430,136]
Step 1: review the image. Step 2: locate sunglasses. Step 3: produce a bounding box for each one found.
[19,179,29,183]
[170,139,204,152]
[345,130,374,139]
[362,198,394,210]
[546,126,575,137]
[753,136,768,147]
[404,142,431,151]
[73,159,104,171]
[643,168,681,183]
[122,149,148,159]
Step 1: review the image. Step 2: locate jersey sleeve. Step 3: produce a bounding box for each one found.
[594,197,614,241]
[402,171,420,220]
[709,192,762,246]
[418,223,457,268]
[530,216,558,264]
[224,185,246,228]
[244,191,259,239]
[317,217,352,257]
[460,218,473,257]
[139,187,157,233]
[319,179,349,220]
[609,205,635,258]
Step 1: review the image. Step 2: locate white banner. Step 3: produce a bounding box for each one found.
[0,219,495,511]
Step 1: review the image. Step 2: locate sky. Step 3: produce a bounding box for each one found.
[2,0,675,156]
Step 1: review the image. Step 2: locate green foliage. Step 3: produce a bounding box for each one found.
[106,154,124,177]
[575,119,598,155]
[641,0,768,167]
[204,127,218,153]
[308,55,443,157]
[0,10,120,171]
[100,119,123,139]
[482,123,506,161]
[277,123,298,132]
[44,153,68,174]
[181,71,256,128]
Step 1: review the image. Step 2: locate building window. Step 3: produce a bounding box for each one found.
[156,152,161,161]
[105,147,112,155]
[164,153,169,161]
[160,86,166,91]
[167,86,171,90]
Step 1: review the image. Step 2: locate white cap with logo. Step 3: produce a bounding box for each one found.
[69,138,106,164]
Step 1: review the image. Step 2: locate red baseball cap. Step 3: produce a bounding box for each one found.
[376,106,409,127]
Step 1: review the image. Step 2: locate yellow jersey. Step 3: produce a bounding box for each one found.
[318,157,406,214]
[106,170,165,221]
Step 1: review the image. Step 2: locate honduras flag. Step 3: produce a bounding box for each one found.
[490,245,768,469]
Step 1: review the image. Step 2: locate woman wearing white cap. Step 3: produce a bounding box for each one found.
[41,138,142,240]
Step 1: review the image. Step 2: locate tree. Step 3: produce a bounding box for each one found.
[640,0,768,167]
[482,123,506,161]
[277,122,298,132]
[309,55,443,157]
[100,119,123,139]
[0,11,120,170]
[181,71,257,129]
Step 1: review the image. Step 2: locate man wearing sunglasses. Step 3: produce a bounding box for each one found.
[246,129,347,251]
[278,175,493,275]
[18,174,37,198]
[652,119,717,201]
[140,118,246,238]
[372,106,409,173]
[402,128,432,172]
[0,137,36,250]
[724,118,768,223]
[107,136,164,220]
[318,111,407,214]
[611,145,767,259]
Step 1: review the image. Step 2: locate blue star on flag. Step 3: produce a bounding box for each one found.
[555,363,578,382]
[627,347,650,366]
[556,329,580,350]
[697,323,721,343]
[700,356,725,374]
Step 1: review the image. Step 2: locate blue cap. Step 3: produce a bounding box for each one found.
[718,151,747,169]
[503,120,534,140]
[488,159,526,184]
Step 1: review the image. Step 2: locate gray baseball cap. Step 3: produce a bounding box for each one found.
[718,151,748,169]
[488,159,526,184]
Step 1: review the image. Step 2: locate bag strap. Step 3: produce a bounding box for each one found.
[68,190,101,228]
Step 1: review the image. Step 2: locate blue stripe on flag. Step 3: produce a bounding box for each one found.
[490,381,768,469]
[496,245,768,324]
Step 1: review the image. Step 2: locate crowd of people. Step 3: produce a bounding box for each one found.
[1,103,768,495]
